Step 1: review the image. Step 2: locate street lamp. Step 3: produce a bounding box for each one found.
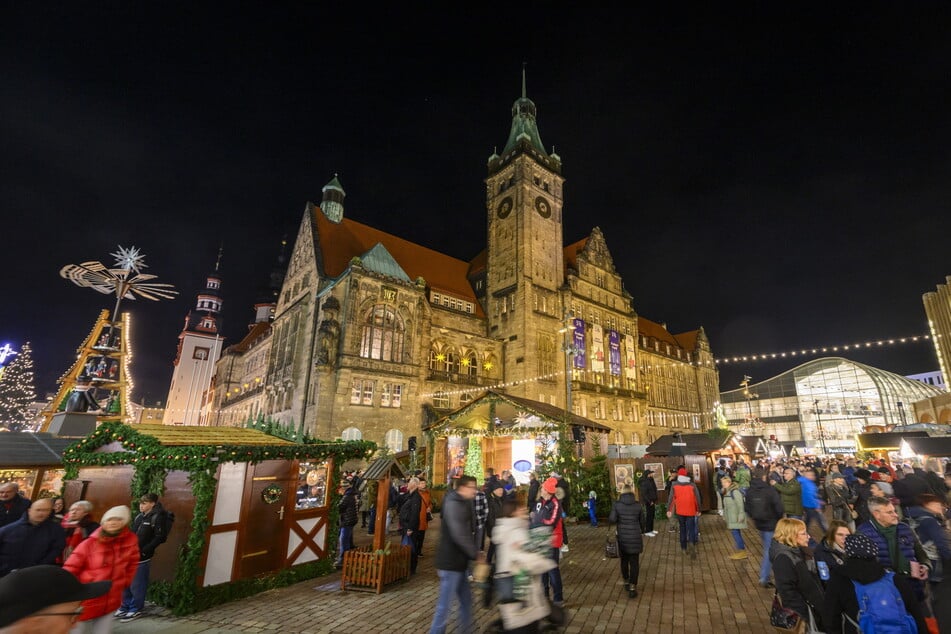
[814,400,828,456]
[560,312,584,458]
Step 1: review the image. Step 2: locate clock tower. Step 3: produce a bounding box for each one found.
[485,72,566,394]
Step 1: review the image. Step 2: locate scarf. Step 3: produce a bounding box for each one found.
[873,519,910,574]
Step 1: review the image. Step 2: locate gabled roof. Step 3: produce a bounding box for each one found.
[637,317,681,348]
[124,424,296,446]
[645,433,741,456]
[856,431,929,451]
[313,209,479,307]
[228,321,271,354]
[673,329,701,352]
[563,238,587,272]
[0,433,74,466]
[360,243,411,282]
[425,390,611,434]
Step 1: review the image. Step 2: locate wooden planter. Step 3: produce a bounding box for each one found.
[341,544,412,593]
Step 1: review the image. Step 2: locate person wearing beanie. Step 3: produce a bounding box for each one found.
[63,505,139,633]
[821,533,925,634]
[531,476,565,607]
[116,493,170,622]
[667,469,702,558]
[824,472,857,530]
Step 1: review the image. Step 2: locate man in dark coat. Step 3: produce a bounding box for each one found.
[0,484,30,529]
[483,480,505,565]
[553,471,571,549]
[334,482,358,569]
[430,476,482,634]
[0,498,63,577]
[891,469,931,515]
[527,473,540,512]
[637,470,659,536]
[609,484,644,597]
[398,478,422,574]
[745,467,784,588]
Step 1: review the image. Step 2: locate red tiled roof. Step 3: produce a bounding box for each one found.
[313,208,479,306]
[673,329,701,352]
[637,316,681,348]
[468,249,486,276]
[229,321,271,354]
[563,238,587,272]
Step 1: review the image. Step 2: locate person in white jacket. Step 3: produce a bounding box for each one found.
[491,500,558,632]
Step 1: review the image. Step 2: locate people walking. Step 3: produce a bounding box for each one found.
[63,505,140,633]
[586,491,598,527]
[813,520,851,586]
[416,478,432,557]
[0,497,64,577]
[770,518,825,630]
[720,474,748,560]
[526,473,540,512]
[637,469,658,537]
[62,500,99,563]
[745,466,784,588]
[429,476,482,634]
[399,477,422,575]
[774,467,804,519]
[799,468,828,534]
[116,494,169,622]
[608,484,644,598]
[667,467,701,559]
[531,477,565,607]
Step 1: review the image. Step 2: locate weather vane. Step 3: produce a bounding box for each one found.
[60,245,178,319]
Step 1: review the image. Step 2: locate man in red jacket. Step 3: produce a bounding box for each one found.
[667,467,702,559]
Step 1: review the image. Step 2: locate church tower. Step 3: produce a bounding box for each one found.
[485,70,566,395]
[162,250,226,425]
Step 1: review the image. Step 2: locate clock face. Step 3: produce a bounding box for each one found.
[496,196,513,219]
[534,196,551,218]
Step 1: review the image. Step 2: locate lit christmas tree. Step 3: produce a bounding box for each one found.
[463,437,484,485]
[0,342,37,431]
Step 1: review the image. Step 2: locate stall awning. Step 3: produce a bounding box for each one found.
[644,433,743,457]
[424,390,611,436]
[856,431,928,451]
[900,436,951,458]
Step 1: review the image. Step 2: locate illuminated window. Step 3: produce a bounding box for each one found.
[341,427,362,440]
[360,305,404,362]
[381,383,402,408]
[433,391,450,409]
[350,379,373,405]
[385,429,404,452]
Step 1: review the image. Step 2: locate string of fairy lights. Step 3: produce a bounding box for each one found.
[715,334,932,364]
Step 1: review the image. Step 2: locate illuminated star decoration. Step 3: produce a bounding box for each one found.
[60,245,178,302]
[0,344,17,365]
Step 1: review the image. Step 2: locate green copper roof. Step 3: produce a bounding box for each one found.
[501,71,548,157]
[359,243,411,282]
[322,175,345,194]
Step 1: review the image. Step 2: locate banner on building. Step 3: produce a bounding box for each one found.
[591,324,605,373]
[608,330,621,376]
[572,318,586,369]
[624,334,636,376]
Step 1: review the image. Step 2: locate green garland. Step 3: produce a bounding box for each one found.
[63,421,376,615]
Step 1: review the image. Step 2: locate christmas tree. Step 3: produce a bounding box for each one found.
[463,436,484,484]
[0,342,37,431]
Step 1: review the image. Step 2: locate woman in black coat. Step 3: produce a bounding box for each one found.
[770,518,825,630]
[608,484,644,598]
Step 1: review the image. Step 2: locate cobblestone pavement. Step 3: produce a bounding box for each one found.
[116,513,781,633]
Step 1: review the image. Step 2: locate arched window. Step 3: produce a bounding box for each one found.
[459,392,473,405]
[360,305,404,362]
[341,427,362,441]
[385,429,403,453]
[462,351,478,378]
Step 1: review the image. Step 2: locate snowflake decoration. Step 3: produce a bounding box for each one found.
[514,411,536,426]
[110,245,147,273]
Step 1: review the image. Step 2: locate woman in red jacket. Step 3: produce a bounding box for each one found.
[63,505,139,633]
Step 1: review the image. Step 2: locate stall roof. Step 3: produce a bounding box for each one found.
[129,424,296,446]
[901,436,951,457]
[645,433,742,456]
[425,390,612,435]
[362,457,407,481]
[0,433,74,466]
[856,431,929,451]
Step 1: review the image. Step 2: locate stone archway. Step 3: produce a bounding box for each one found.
[920,413,935,423]
[939,408,951,424]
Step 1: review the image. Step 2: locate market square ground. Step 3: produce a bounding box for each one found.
[116,513,784,633]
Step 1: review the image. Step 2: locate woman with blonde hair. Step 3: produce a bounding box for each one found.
[770,518,825,630]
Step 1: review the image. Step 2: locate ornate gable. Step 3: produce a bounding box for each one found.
[578,227,617,274]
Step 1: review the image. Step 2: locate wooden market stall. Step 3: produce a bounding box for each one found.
[856,431,929,462]
[898,436,951,461]
[0,433,74,500]
[424,390,612,485]
[61,421,373,614]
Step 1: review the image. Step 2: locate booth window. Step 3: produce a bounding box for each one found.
[295,461,329,510]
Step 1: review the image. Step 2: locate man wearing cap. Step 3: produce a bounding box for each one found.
[531,477,565,606]
[0,484,30,530]
[63,505,139,632]
[484,479,505,565]
[0,565,111,634]
[0,498,64,577]
[637,469,658,537]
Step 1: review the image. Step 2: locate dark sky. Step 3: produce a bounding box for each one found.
[3,5,950,403]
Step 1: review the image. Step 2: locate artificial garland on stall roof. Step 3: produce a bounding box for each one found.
[62,421,376,615]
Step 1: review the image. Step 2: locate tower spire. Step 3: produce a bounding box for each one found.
[522,61,527,99]
[215,243,224,272]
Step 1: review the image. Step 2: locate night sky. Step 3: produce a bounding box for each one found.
[3,5,951,404]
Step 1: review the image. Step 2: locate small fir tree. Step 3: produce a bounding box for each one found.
[463,437,484,485]
[0,343,38,431]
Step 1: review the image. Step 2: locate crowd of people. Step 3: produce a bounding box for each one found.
[0,483,171,633]
[711,456,951,634]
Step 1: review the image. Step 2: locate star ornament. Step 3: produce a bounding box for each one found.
[111,245,147,272]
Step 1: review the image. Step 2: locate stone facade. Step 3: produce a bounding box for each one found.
[226,88,719,452]
[924,276,951,386]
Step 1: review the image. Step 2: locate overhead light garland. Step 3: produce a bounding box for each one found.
[716,334,931,364]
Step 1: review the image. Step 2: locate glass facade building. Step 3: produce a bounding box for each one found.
[720,357,943,453]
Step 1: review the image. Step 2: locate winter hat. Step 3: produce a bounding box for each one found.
[829,472,845,480]
[542,477,558,494]
[642,469,653,476]
[102,505,131,526]
[845,533,879,561]
[677,467,687,477]
[488,479,505,493]
[854,468,872,482]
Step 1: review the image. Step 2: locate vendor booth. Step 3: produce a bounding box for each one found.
[899,436,951,461]
[425,390,612,485]
[856,431,929,462]
[0,432,73,500]
[61,421,373,614]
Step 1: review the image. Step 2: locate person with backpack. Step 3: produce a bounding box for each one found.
[666,467,701,559]
[821,532,925,634]
[746,466,785,587]
[116,493,170,623]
